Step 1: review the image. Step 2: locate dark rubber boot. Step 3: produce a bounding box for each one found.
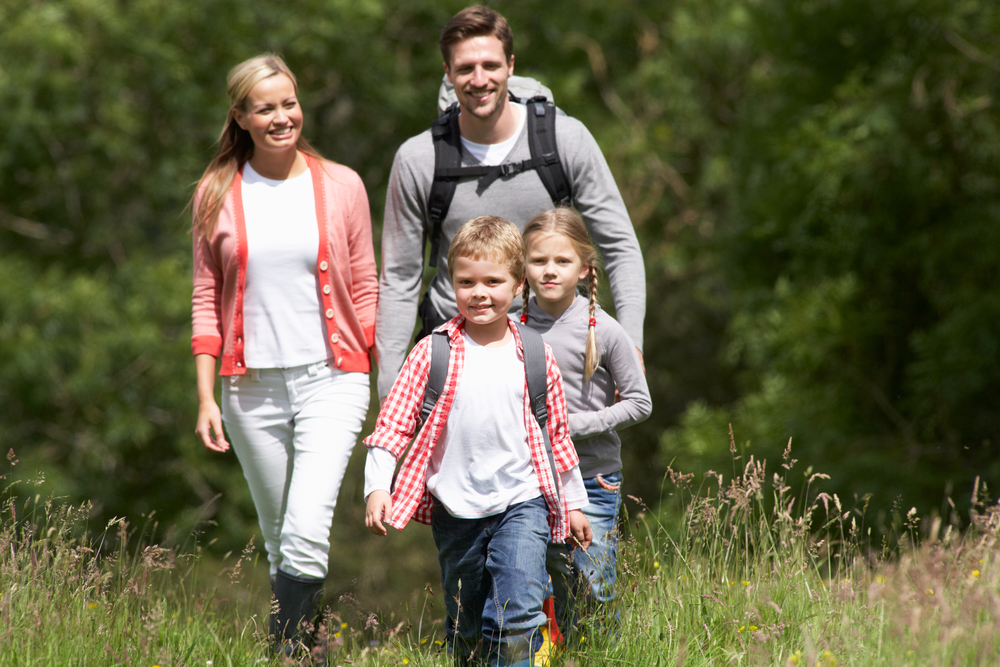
[270,570,325,655]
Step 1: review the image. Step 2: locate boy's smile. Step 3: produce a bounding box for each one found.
[451,254,523,345]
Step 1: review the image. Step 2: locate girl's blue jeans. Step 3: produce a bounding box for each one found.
[546,471,622,635]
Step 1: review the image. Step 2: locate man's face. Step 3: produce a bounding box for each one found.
[444,35,514,123]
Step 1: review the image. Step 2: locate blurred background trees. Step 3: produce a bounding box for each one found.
[2,0,999,608]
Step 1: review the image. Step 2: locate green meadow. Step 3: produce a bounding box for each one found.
[4,437,998,666]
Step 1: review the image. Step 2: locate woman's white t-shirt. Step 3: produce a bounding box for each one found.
[241,162,329,369]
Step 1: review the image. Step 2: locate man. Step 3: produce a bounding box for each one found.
[376,5,646,398]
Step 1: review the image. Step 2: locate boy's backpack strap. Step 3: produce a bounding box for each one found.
[420,330,452,425]
[522,97,573,208]
[516,322,561,507]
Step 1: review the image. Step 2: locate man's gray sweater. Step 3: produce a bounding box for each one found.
[376,111,646,397]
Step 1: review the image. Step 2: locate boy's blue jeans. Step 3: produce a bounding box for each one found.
[546,471,622,633]
[431,496,549,666]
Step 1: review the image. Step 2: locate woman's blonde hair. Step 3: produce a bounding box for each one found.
[521,207,602,381]
[191,53,325,238]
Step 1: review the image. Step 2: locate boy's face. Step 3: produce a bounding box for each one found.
[451,254,523,336]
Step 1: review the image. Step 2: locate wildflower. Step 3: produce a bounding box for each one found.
[789,651,802,665]
[87,602,97,610]
[334,632,341,639]
[742,581,750,586]
[435,640,444,646]
[972,570,981,578]
[729,582,735,587]
[749,625,757,631]
[819,650,836,665]
[341,622,348,629]
[421,637,429,644]
[739,626,746,632]
[874,575,886,584]
[926,588,934,595]
[653,561,659,569]
[403,660,409,664]
[579,636,587,644]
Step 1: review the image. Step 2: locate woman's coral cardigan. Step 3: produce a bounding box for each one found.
[192,155,378,375]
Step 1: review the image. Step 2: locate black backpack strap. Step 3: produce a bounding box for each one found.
[524,98,573,207]
[426,97,574,270]
[516,323,561,507]
[420,330,452,425]
[427,105,463,268]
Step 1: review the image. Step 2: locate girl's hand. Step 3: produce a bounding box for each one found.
[568,509,593,550]
[366,490,393,536]
[196,399,230,452]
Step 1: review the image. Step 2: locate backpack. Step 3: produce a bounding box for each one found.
[424,76,574,268]
[419,323,561,506]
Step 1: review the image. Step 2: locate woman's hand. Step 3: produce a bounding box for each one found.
[568,509,593,550]
[195,353,229,452]
[366,490,393,536]
[196,399,229,452]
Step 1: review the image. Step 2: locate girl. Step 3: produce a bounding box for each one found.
[521,207,651,634]
[191,54,377,654]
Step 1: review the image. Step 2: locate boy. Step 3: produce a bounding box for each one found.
[365,216,593,666]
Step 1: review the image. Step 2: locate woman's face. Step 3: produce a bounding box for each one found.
[233,73,303,155]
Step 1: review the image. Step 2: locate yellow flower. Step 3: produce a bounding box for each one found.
[972,570,981,578]
[789,653,802,666]
[653,561,660,569]
[435,640,444,646]
[421,637,429,644]
[341,622,348,629]
[87,602,97,610]
[742,581,750,586]
[403,660,409,664]
[926,588,934,595]
[875,575,886,584]
[749,625,758,631]
[738,626,746,632]
[820,650,836,665]
[579,636,587,644]
[729,581,735,587]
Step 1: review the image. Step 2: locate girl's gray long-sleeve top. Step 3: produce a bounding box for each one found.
[526,295,652,478]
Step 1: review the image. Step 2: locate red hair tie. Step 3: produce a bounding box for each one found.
[588,318,597,327]
[520,313,528,324]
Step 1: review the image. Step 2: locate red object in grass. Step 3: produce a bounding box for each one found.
[542,596,564,645]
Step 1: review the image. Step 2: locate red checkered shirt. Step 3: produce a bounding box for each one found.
[364,315,579,542]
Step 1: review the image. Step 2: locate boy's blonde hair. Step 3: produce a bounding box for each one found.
[448,216,526,284]
[522,207,602,381]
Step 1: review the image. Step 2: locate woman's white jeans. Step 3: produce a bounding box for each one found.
[222,360,370,580]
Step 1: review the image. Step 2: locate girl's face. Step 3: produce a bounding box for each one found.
[525,232,589,317]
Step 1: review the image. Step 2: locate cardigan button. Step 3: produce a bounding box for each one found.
[325,309,334,319]
[319,261,328,271]
[336,357,342,367]
[236,362,242,367]
[322,284,331,295]
[330,333,339,343]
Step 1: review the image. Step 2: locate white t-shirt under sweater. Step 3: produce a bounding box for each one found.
[241,162,329,369]
[459,103,526,166]
[426,332,540,518]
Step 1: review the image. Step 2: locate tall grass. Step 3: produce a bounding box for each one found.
[3,437,1000,666]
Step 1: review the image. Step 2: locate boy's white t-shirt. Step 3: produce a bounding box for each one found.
[241,162,328,368]
[364,327,588,513]
[424,332,540,518]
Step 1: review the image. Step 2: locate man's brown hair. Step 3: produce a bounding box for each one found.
[439,5,513,66]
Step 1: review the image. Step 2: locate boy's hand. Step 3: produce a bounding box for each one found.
[568,509,593,550]
[366,490,393,537]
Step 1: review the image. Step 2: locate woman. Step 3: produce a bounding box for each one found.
[191,54,377,652]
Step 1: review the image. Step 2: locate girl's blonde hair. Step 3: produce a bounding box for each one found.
[521,207,602,382]
[191,53,326,238]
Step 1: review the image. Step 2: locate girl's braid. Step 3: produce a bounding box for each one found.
[584,265,600,382]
